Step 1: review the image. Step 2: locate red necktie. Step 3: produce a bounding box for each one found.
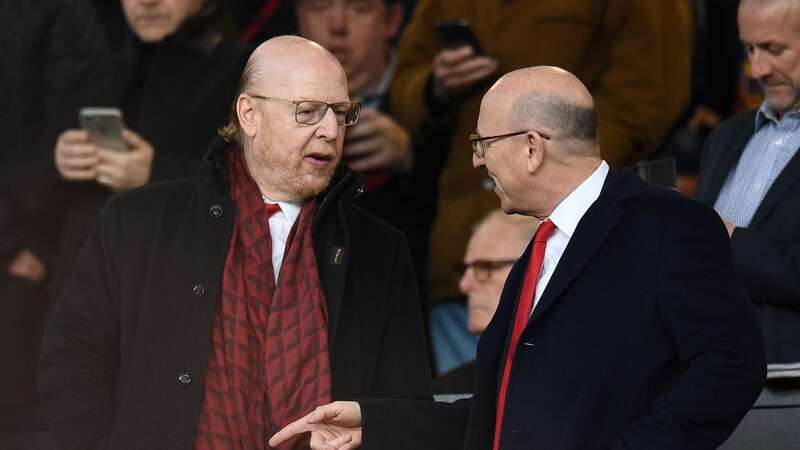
[264,202,281,220]
[492,219,557,450]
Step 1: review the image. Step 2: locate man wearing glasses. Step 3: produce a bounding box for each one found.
[38,36,431,450]
[433,210,537,394]
[271,66,765,450]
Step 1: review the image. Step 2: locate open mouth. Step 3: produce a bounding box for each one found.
[304,152,334,168]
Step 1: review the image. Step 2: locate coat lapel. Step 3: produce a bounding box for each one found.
[749,148,800,228]
[529,171,639,324]
[528,197,623,323]
[701,113,756,204]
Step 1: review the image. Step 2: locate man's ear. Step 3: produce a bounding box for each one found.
[524,131,545,174]
[237,94,259,138]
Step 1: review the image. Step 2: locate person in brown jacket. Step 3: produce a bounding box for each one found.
[391,0,692,302]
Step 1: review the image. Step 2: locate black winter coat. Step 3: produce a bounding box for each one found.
[38,140,432,450]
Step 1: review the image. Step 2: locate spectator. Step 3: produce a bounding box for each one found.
[295,0,444,302]
[37,36,431,450]
[698,0,800,364]
[271,65,764,450]
[43,0,250,297]
[432,210,536,394]
[390,0,692,304]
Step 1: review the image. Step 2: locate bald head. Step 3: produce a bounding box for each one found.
[220,36,348,143]
[243,35,347,97]
[474,66,602,217]
[485,66,598,151]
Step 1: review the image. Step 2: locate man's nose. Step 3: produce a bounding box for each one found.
[473,152,485,168]
[315,107,341,140]
[459,267,475,295]
[328,5,349,34]
[749,49,772,81]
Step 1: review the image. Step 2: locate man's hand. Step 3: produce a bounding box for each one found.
[431,45,498,104]
[345,107,412,173]
[269,401,362,450]
[95,129,154,192]
[55,129,99,181]
[8,249,46,283]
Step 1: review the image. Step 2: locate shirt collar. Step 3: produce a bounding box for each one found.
[755,101,800,129]
[546,160,609,238]
[261,194,302,225]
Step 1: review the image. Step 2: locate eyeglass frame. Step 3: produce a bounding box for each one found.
[454,259,519,283]
[469,129,551,157]
[247,94,361,127]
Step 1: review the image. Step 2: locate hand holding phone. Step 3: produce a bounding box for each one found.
[55,129,99,182]
[79,107,127,152]
[94,128,155,192]
[436,20,484,54]
[430,48,499,106]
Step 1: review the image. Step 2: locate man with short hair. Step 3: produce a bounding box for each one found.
[698,0,800,364]
[271,66,765,450]
[38,36,431,450]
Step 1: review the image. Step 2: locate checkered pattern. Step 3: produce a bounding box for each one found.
[194,150,331,450]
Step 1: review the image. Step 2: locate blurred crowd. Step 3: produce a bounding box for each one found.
[2,0,799,448]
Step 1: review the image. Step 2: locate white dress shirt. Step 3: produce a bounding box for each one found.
[532,160,609,312]
[262,195,302,281]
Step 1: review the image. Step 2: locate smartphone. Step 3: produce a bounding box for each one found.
[79,107,127,152]
[436,19,483,54]
[634,158,676,188]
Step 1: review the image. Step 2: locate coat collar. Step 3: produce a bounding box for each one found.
[699,110,800,228]
[196,135,364,348]
[480,169,644,373]
[528,169,641,323]
[701,111,756,204]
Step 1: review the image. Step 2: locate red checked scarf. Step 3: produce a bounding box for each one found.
[194,149,332,450]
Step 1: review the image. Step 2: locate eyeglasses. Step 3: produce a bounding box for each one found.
[454,259,518,283]
[248,94,361,127]
[469,129,551,157]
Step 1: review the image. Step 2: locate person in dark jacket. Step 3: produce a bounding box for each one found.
[697,0,800,364]
[270,66,764,450]
[45,0,250,297]
[38,36,431,450]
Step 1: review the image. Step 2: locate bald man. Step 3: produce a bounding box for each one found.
[37,36,431,450]
[271,66,765,450]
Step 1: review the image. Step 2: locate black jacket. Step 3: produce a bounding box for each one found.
[38,139,432,450]
[698,109,800,363]
[44,29,251,299]
[360,170,765,450]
